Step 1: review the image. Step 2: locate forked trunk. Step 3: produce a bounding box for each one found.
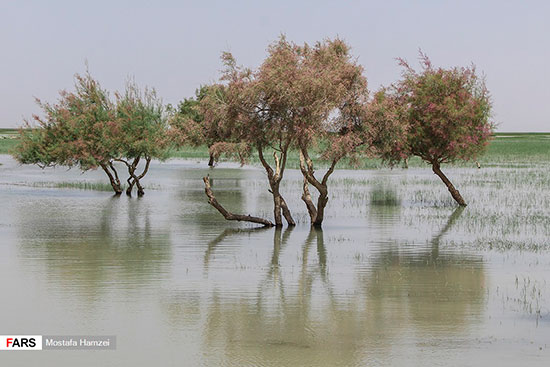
[299,149,337,227]
[124,156,151,197]
[257,145,295,227]
[432,162,467,206]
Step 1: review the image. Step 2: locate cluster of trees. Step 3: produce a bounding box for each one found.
[14,36,493,226]
[173,38,492,227]
[14,72,169,196]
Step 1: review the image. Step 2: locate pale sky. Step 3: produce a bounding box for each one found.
[1,0,548,131]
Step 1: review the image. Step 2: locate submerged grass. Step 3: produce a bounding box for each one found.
[369,186,401,206]
[2,130,550,251]
[30,181,118,192]
[27,181,161,192]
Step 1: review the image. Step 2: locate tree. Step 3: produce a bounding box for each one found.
[169,85,236,167]
[14,72,125,195]
[114,80,170,196]
[170,86,212,166]
[292,39,368,227]
[14,73,169,197]
[202,38,302,227]
[202,37,405,227]
[391,53,493,206]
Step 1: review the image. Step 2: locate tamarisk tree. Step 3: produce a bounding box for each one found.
[202,38,305,227]
[14,72,125,195]
[169,85,229,166]
[293,39,369,227]
[114,81,169,196]
[392,53,493,206]
[14,73,169,197]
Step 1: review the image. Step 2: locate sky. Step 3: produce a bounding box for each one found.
[0,0,548,131]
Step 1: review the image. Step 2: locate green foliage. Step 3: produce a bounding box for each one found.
[12,71,169,195]
[13,72,117,170]
[169,84,229,152]
[115,80,170,161]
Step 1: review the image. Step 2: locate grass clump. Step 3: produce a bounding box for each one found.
[369,186,401,206]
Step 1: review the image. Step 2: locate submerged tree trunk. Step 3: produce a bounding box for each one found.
[120,156,151,197]
[257,145,295,227]
[432,162,467,206]
[133,157,150,197]
[100,162,122,195]
[203,176,274,227]
[299,149,338,227]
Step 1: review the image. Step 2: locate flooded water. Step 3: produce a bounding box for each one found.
[0,155,549,366]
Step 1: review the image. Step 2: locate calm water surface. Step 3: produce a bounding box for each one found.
[0,155,548,366]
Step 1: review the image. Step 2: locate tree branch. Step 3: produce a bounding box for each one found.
[203,176,274,227]
[321,157,340,186]
[273,151,280,180]
[257,144,274,179]
[299,148,324,193]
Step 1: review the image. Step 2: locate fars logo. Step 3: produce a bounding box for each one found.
[0,335,42,351]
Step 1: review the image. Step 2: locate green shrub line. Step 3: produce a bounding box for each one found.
[2,131,550,169]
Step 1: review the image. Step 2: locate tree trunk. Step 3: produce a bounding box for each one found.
[208,153,215,167]
[272,188,283,227]
[126,176,135,196]
[135,180,145,197]
[100,162,122,195]
[298,149,337,227]
[269,180,295,227]
[313,189,329,227]
[124,156,150,197]
[301,177,317,222]
[203,176,274,227]
[432,162,467,206]
[279,196,295,226]
[257,145,295,227]
[124,157,139,196]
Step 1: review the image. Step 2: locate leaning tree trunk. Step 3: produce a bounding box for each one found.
[100,162,123,195]
[203,176,274,227]
[431,162,467,206]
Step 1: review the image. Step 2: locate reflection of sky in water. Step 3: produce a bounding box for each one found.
[0,155,548,366]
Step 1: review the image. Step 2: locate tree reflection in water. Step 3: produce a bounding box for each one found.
[162,207,485,366]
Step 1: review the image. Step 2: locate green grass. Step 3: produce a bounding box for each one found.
[0,128,19,154]
[27,181,161,192]
[37,181,118,192]
[369,186,401,206]
[478,133,550,166]
[1,131,549,169]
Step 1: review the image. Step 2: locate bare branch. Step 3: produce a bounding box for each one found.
[273,151,280,180]
[203,176,274,227]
